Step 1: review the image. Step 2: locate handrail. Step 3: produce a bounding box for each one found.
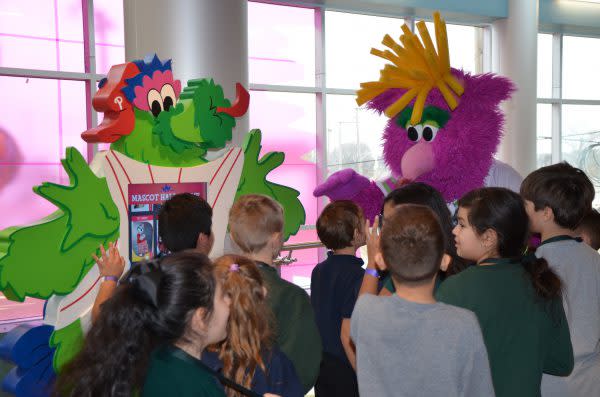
[281,241,323,250]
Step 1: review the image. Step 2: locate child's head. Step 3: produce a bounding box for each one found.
[317,200,365,251]
[377,204,447,285]
[158,193,214,254]
[455,187,527,261]
[520,162,595,232]
[383,183,467,274]
[456,187,562,300]
[575,209,600,250]
[55,251,229,396]
[228,194,284,257]
[212,255,273,395]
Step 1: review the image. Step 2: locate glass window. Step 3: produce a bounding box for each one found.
[248,2,316,87]
[536,104,552,167]
[0,1,125,323]
[562,105,600,207]
[94,0,126,74]
[425,22,481,74]
[325,11,404,89]
[537,33,553,98]
[0,0,84,72]
[326,94,388,180]
[563,36,600,100]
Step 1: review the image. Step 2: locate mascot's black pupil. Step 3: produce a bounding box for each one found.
[423,126,433,141]
[163,96,174,112]
[407,126,419,141]
[151,100,162,117]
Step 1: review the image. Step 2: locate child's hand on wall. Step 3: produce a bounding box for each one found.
[93,241,125,279]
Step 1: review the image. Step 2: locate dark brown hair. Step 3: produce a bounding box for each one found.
[520,162,595,229]
[576,209,600,250]
[380,204,445,283]
[317,200,365,250]
[459,187,562,300]
[383,182,469,276]
[158,193,213,252]
[54,252,216,397]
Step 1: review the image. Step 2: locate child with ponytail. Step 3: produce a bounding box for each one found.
[204,255,303,397]
[436,187,574,397]
[54,251,230,397]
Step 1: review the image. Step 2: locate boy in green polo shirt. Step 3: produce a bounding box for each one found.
[228,194,322,394]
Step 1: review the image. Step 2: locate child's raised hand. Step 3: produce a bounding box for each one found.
[365,216,381,270]
[92,241,125,279]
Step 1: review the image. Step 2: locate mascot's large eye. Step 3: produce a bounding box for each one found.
[407,125,423,142]
[147,89,163,117]
[422,125,439,142]
[160,84,176,112]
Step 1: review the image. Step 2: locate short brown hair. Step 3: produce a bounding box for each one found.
[380,204,444,283]
[317,200,364,250]
[521,162,595,229]
[228,195,284,254]
[576,209,600,250]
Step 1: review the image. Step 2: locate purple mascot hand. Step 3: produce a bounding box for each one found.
[313,169,371,201]
[313,168,384,221]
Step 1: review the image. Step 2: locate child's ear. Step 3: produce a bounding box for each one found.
[543,206,555,223]
[482,228,498,248]
[440,254,451,272]
[375,252,387,270]
[191,307,209,333]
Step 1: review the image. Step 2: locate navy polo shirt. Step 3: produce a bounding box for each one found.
[310,252,364,366]
[201,347,303,397]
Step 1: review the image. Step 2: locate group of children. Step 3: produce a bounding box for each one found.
[310,162,600,397]
[51,160,600,397]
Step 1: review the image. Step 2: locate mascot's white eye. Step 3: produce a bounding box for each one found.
[160,84,176,112]
[147,89,163,118]
[406,124,423,142]
[422,124,439,142]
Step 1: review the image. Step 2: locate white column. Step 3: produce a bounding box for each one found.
[123,0,248,146]
[492,0,539,177]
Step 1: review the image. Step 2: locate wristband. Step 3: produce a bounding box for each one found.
[103,275,119,283]
[365,268,380,279]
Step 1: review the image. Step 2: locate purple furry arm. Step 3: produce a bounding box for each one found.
[313,168,384,221]
[354,181,385,221]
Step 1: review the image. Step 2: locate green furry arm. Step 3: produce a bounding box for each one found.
[0,148,120,300]
[236,130,305,240]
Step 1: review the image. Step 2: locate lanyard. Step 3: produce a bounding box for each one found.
[169,346,262,397]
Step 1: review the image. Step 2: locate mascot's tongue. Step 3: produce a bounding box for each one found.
[400,142,435,181]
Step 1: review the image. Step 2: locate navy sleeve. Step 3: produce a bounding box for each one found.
[340,269,364,319]
[264,348,304,397]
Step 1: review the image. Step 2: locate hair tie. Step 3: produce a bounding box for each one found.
[229,264,239,272]
[125,259,164,308]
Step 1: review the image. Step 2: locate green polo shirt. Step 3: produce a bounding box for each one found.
[435,262,573,397]
[143,345,226,397]
[258,263,322,394]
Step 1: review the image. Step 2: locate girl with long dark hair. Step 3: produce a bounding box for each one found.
[54,251,230,397]
[436,187,574,397]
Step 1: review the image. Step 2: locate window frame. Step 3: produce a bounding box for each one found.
[537,31,600,165]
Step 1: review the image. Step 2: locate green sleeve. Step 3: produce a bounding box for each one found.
[278,287,322,394]
[434,277,462,306]
[542,298,574,376]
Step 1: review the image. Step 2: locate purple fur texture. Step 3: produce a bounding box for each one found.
[313,169,384,221]
[369,69,515,202]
